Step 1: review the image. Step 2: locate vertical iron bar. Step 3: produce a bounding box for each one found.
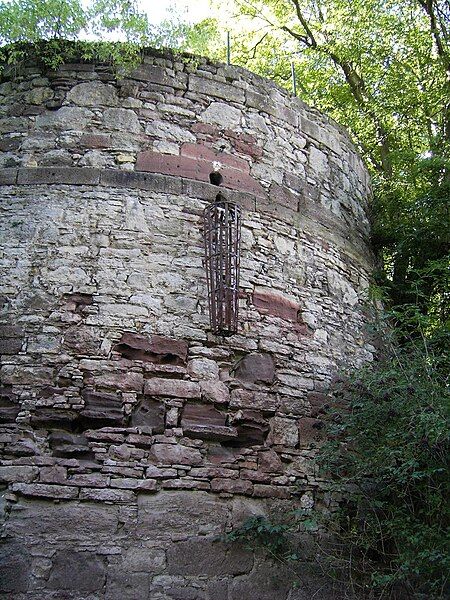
[203,194,241,336]
[291,61,297,96]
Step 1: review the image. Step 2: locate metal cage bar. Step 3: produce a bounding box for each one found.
[203,193,241,336]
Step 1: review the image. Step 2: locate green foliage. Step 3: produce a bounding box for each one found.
[0,0,150,44]
[225,516,293,560]
[226,330,449,598]
[0,0,154,73]
[318,328,450,597]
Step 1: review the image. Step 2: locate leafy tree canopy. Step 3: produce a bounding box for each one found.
[0,0,150,44]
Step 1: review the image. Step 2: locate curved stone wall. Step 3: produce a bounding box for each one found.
[0,49,374,599]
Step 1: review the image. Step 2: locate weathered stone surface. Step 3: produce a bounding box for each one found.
[0,167,18,185]
[80,133,111,148]
[110,477,157,491]
[0,465,39,483]
[229,389,278,412]
[211,478,253,495]
[48,550,106,591]
[0,385,20,423]
[234,352,275,384]
[200,379,230,404]
[67,81,118,107]
[0,323,23,354]
[151,443,202,466]
[101,169,183,194]
[103,108,142,132]
[200,102,242,128]
[17,166,100,185]
[269,417,299,447]
[11,482,79,499]
[80,389,124,427]
[189,76,245,104]
[188,357,220,379]
[49,431,94,459]
[144,378,200,398]
[182,423,238,442]
[230,563,291,600]
[298,417,325,447]
[30,408,78,429]
[3,498,120,539]
[137,490,229,538]
[167,539,252,575]
[131,398,165,432]
[63,325,100,354]
[35,106,94,130]
[259,449,283,473]
[79,488,135,502]
[0,541,31,593]
[181,403,226,427]
[105,570,150,600]
[115,332,188,364]
[269,182,299,210]
[230,410,270,445]
[253,287,301,322]
[307,392,331,417]
[94,371,144,393]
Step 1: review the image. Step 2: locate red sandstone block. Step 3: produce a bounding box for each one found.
[146,466,177,478]
[69,473,110,487]
[222,169,265,198]
[258,449,283,473]
[80,133,111,148]
[252,288,301,322]
[233,138,263,160]
[136,151,209,180]
[144,378,200,398]
[182,424,238,442]
[127,434,154,447]
[224,129,257,144]
[191,122,220,137]
[135,150,266,197]
[39,466,67,484]
[210,478,253,495]
[269,182,299,211]
[180,143,249,172]
[115,332,188,364]
[189,467,238,479]
[151,443,202,466]
[10,483,78,499]
[240,469,271,483]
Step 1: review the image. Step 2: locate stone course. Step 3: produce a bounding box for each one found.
[0,48,375,598]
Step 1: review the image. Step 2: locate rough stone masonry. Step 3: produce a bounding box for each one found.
[0,48,375,598]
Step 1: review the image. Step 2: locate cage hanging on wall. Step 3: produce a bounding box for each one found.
[203,191,241,336]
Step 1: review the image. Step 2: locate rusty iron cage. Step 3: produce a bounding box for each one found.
[203,191,241,336]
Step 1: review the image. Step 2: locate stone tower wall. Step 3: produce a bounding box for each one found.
[0,49,374,599]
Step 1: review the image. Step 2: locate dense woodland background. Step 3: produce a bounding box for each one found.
[0,1,448,597]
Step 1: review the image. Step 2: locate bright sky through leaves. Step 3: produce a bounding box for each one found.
[140,0,211,24]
